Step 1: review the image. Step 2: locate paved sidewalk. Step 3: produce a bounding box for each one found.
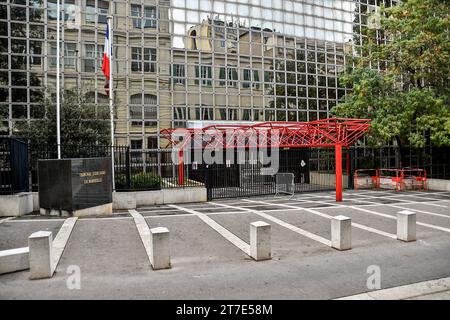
[337,277,450,300]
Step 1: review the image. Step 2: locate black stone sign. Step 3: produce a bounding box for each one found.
[38,157,112,213]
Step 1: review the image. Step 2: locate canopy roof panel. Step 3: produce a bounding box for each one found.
[161,118,371,150]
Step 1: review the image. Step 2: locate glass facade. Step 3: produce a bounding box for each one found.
[0,0,395,149]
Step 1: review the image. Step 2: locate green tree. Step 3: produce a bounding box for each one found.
[15,88,111,146]
[332,0,450,150]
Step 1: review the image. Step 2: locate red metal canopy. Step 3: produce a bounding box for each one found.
[161,118,370,150]
[160,117,371,202]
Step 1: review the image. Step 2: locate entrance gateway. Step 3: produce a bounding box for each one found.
[161,118,371,202]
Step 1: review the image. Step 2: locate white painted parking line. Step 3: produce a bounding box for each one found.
[345,196,450,220]
[129,209,154,267]
[297,193,450,220]
[390,205,450,219]
[52,217,77,273]
[351,192,449,208]
[206,211,251,215]
[7,218,68,223]
[0,217,14,224]
[211,201,331,246]
[169,205,251,256]
[336,276,450,300]
[78,216,133,221]
[349,206,450,233]
[349,197,448,207]
[292,198,344,208]
[355,189,450,199]
[242,199,398,240]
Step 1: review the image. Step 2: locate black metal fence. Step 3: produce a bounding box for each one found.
[2,141,448,198]
[351,145,450,180]
[188,148,336,200]
[0,137,29,194]
[29,144,202,192]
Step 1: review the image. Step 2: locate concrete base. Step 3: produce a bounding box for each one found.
[40,203,112,217]
[32,192,39,212]
[427,179,450,192]
[113,187,207,210]
[0,247,29,274]
[0,192,33,217]
[310,172,349,189]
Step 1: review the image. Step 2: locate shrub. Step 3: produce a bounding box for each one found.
[115,172,162,190]
[131,172,161,190]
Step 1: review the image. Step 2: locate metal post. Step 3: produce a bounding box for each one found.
[107,16,115,191]
[335,144,343,202]
[178,149,184,185]
[56,0,61,159]
[126,146,131,189]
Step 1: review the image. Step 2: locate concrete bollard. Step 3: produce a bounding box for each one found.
[0,247,29,274]
[28,231,53,279]
[397,210,416,242]
[250,221,271,261]
[149,227,170,270]
[331,215,352,250]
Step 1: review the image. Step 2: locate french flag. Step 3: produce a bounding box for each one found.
[101,24,111,80]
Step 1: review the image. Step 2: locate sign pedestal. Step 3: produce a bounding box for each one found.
[38,158,112,217]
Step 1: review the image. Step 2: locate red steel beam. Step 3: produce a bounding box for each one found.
[160,118,371,150]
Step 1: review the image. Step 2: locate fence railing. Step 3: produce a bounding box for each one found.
[0,137,29,194]
[29,144,201,192]
[3,142,448,194]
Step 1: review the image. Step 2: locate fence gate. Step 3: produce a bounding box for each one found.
[189,148,336,200]
[0,137,29,194]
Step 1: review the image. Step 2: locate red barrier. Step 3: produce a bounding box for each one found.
[354,168,427,192]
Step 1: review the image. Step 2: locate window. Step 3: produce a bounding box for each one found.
[131,139,143,150]
[219,66,237,86]
[30,41,42,65]
[227,67,238,87]
[219,67,226,86]
[131,47,156,73]
[86,0,109,24]
[131,4,157,29]
[228,109,238,120]
[172,64,185,84]
[242,109,251,121]
[173,106,186,120]
[130,94,157,127]
[147,137,158,149]
[243,69,251,88]
[195,65,212,86]
[83,44,103,72]
[243,69,260,89]
[50,43,77,67]
[48,0,77,21]
[86,91,108,104]
[253,70,260,89]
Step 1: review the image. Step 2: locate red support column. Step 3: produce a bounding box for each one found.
[335,144,343,202]
[178,150,184,186]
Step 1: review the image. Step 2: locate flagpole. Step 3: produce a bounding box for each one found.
[107,15,115,191]
[56,0,61,159]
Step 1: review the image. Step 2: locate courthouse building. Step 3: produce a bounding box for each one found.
[0,0,390,149]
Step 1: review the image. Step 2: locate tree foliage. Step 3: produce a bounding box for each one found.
[332,0,450,148]
[15,89,111,146]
